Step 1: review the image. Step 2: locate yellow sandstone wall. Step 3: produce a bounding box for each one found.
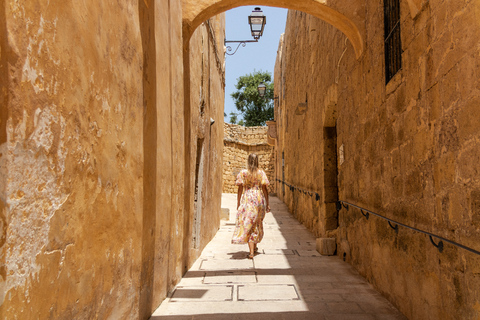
[187,16,225,265]
[0,1,224,319]
[275,4,480,320]
[223,123,275,194]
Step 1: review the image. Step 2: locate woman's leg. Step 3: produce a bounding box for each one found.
[248,241,255,258]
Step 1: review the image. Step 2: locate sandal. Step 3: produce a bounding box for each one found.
[247,253,254,259]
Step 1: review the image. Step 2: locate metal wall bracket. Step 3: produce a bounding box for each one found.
[224,39,258,56]
[336,201,342,211]
[429,236,444,253]
[361,209,370,220]
[388,221,399,233]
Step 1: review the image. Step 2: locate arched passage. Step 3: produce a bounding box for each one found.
[182,0,365,58]
[181,2,365,254]
[181,0,367,231]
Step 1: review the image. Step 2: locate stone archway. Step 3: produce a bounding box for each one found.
[181,0,366,229]
[181,2,366,239]
[182,0,365,59]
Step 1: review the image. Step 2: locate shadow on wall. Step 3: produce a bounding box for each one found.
[138,0,157,318]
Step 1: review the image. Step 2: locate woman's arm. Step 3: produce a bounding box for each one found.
[262,185,270,212]
[237,185,243,210]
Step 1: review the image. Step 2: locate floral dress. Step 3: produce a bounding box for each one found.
[231,169,270,244]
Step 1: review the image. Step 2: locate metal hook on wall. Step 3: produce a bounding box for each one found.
[429,236,444,253]
[361,209,370,220]
[388,221,399,233]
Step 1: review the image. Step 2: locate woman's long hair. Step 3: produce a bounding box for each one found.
[247,153,259,174]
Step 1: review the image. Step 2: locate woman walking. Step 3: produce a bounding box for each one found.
[232,153,270,259]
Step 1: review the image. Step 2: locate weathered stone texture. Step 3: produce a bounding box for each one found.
[274,12,343,237]
[222,123,275,194]
[2,2,146,318]
[0,1,224,319]
[275,3,480,319]
[316,238,336,256]
[187,15,226,267]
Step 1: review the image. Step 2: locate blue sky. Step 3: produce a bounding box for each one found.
[224,6,287,122]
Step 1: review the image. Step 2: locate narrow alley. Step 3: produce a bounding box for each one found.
[151,194,407,319]
[3,1,480,318]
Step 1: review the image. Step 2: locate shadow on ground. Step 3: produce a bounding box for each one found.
[150,195,406,320]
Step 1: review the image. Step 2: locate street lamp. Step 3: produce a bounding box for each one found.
[249,7,267,40]
[257,82,266,97]
[225,7,267,56]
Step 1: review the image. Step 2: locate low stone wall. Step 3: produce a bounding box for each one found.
[223,123,275,194]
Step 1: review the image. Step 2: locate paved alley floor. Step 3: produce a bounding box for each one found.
[150,195,407,320]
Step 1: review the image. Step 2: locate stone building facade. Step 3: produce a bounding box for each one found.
[274,4,480,320]
[1,1,224,319]
[222,123,275,194]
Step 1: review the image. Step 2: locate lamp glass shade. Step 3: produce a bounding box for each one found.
[257,82,266,97]
[251,23,263,32]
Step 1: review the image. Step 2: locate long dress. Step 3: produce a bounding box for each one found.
[231,169,270,244]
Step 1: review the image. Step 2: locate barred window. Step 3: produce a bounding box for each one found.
[384,0,402,83]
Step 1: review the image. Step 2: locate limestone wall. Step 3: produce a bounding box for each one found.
[0,1,224,319]
[275,5,480,320]
[223,123,275,194]
[187,16,226,264]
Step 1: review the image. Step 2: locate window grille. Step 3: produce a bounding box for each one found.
[384,0,402,83]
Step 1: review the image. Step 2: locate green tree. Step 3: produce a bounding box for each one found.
[230,71,274,127]
[228,112,238,124]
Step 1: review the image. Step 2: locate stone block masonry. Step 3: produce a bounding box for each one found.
[223,123,275,194]
[275,4,480,320]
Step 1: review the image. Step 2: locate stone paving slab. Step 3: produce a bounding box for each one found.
[262,249,296,255]
[200,259,254,270]
[296,249,322,257]
[238,284,300,301]
[150,194,407,320]
[204,271,257,284]
[170,285,233,302]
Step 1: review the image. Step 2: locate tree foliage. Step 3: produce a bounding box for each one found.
[230,71,274,127]
[228,112,238,124]
[228,112,245,126]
